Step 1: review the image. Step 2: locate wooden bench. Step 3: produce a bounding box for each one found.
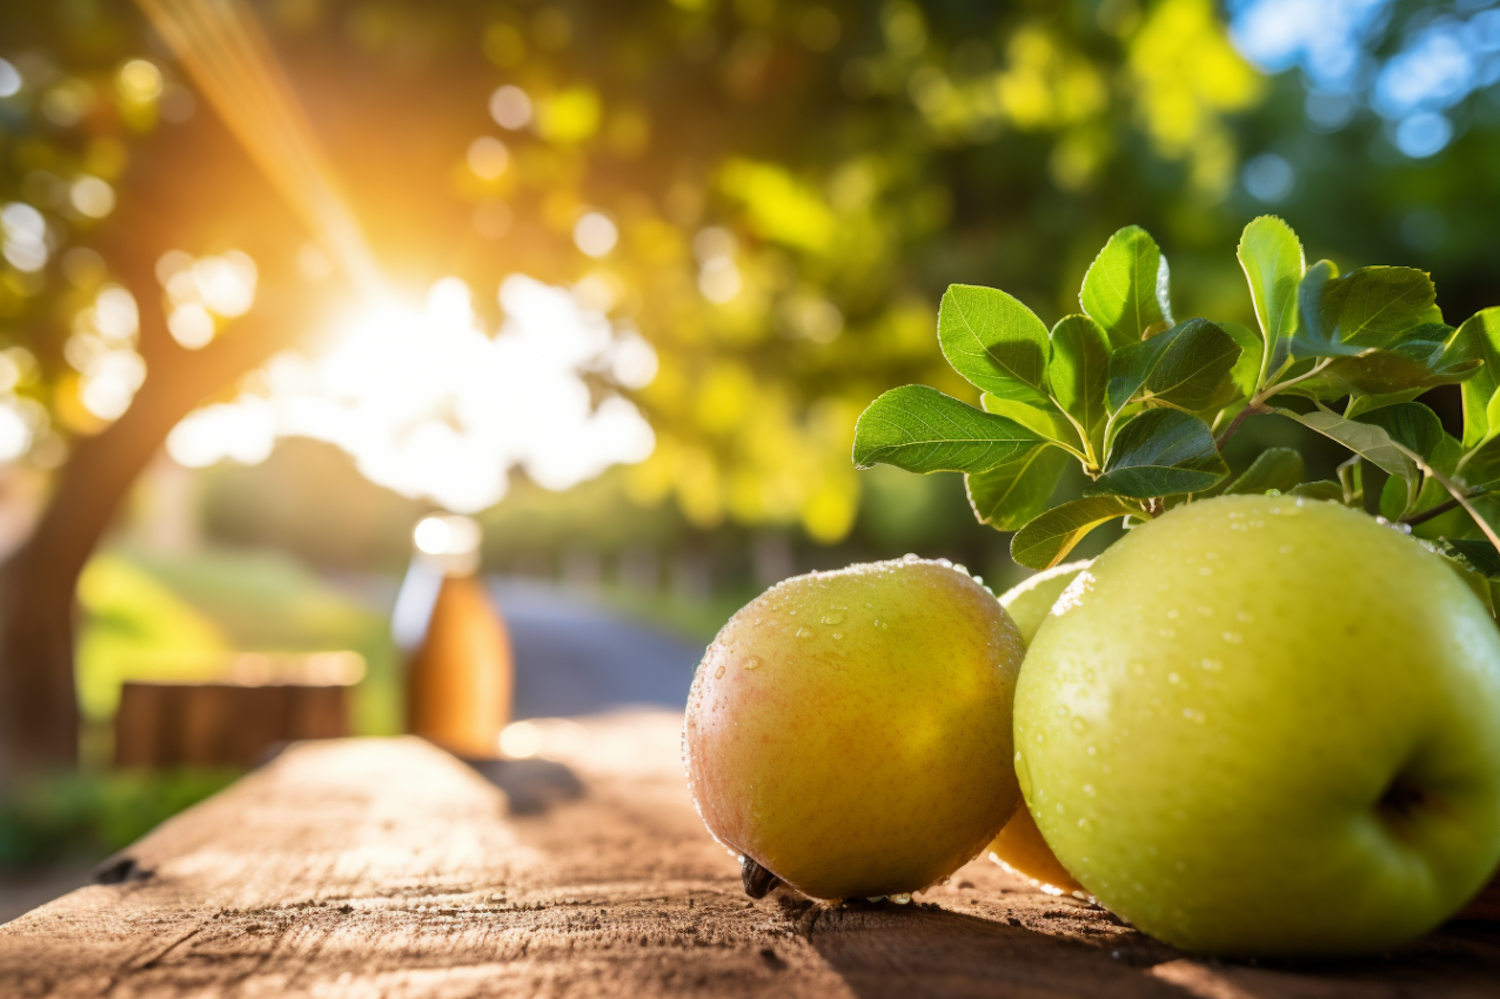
[2,711,1496,997]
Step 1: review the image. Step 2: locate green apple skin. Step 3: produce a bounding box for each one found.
[986,562,1091,893]
[684,558,1025,901]
[1016,494,1500,957]
[1000,561,1093,645]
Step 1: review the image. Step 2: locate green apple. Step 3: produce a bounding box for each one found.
[1001,562,1092,645]
[1016,494,1500,956]
[985,562,1091,894]
[684,557,1025,901]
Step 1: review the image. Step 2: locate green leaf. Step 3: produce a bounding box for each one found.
[1290,337,1477,401]
[1381,433,1460,522]
[1458,434,1500,489]
[1221,322,1261,402]
[1106,318,1240,413]
[1274,405,1420,505]
[1141,319,1242,412]
[1289,480,1344,502]
[1080,225,1172,349]
[938,284,1051,407]
[1090,409,1229,498]
[852,385,1044,473]
[965,443,1070,531]
[1356,402,1445,463]
[981,394,1078,448]
[1291,263,1437,359]
[1224,447,1305,495]
[1010,495,1140,571]
[1289,260,1362,359]
[1443,538,1500,579]
[1327,266,1438,349]
[1444,308,1500,448]
[1046,314,1111,455]
[1237,215,1304,384]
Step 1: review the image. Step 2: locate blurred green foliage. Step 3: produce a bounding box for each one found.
[1,0,1497,555]
[76,543,401,736]
[0,767,239,867]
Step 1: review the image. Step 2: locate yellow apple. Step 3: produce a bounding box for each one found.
[684,557,1025,900]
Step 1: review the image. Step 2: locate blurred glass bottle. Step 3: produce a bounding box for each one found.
[391,514,513,758]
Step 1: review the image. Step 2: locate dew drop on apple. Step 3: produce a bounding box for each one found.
[743,655,763,670]
[795,625,814,638]
[821,611,845,625]
[714,664,726,679]
[1070,717,1088,734]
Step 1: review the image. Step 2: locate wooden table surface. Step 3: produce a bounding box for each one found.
[2,711,1497,998]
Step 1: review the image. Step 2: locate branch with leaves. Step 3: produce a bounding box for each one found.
[851,216,1500,607]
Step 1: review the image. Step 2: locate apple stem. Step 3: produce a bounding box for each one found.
[741,856,782,899]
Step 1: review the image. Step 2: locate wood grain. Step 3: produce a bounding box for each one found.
[2,711,1497,998]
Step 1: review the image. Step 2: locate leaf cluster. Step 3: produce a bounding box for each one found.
[852,217,1500,574]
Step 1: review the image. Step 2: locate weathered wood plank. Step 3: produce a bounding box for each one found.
[1,711,1497,998]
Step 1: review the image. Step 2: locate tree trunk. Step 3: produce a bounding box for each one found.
[0,279,315,780]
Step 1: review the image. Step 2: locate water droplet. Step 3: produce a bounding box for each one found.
[822,612,845,625]
[1221,631,1242,645]
[1085,745,1097,756]
[795,625,813,639]
[1198,567,1213,577]
[831,632,843,640]
[714,664,726,679]
[1184,708,1206,724]
[1082,783,1096,798]
[1167,672,1180,684]
[1167,608,1180,620]
[789,609,798,616]
[891,893,912,905]
[1077,817,1092,831]
[1200,657,1222,672]
[1205,551,1218,560]
[1070,717,1087,734]
[744,656,763,670]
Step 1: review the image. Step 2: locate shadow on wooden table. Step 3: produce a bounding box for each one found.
[796,893,1500,999]
[465,756,585,816]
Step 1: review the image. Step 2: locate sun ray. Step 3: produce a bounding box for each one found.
[134,0,383,294]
